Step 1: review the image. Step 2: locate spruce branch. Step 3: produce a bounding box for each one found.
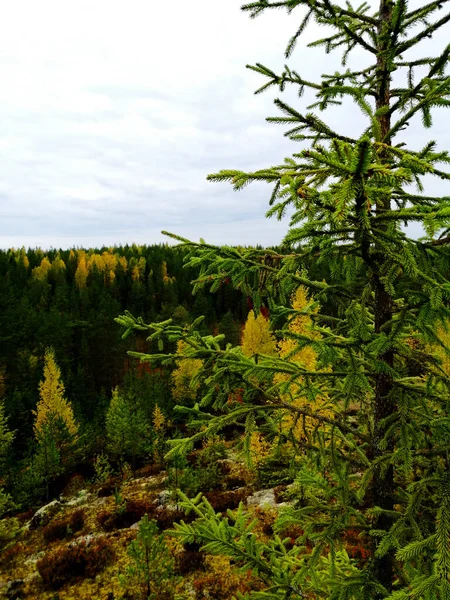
[404,0,449,29]
[269,98,356,142]
[396,9,450,56]
[321,0,377,55]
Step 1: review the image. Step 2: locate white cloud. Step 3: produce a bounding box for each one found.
[0,0,449,249]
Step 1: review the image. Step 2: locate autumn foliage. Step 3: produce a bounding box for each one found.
[241,311,276,358]
[171,340,203,403]
[33,348,78,444]
[275,286,332,443]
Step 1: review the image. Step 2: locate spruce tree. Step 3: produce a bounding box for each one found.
[0,400,14,470]
[105,386,148,475]
[0,399,14,514]
[118,1,450,597]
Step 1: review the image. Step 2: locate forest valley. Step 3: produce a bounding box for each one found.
[0,243,305,600]
[0,244,337,600]
[3,0,450,599]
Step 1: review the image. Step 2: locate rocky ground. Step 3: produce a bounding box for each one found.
[0,455,292,600]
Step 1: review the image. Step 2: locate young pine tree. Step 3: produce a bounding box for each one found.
[0,400,14,472]
[118,1,450,598]
[120,515,178,600]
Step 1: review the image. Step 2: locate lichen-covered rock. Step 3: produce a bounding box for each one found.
[156,490,172,506]
[65,489,91,507]
[246,488,277,508]
[68,533,105,547]
[29,500,62,529]
[4,578,25,600]
[24,551,45,566]
[183,580,197,599]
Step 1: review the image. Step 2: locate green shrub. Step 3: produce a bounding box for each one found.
[0,487,20,550]
[0,486,12,516]
[92,452,113,484]
[168,440,227,497]
[97,499,150,531]
[0,517,20,551]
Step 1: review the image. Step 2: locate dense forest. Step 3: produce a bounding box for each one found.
[2,0,450,599]
[0,245,247,502]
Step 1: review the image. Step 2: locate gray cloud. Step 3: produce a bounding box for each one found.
[0,0,448,250]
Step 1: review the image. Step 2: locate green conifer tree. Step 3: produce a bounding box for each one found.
[0,400,15,515]
[218,310,241,347]
[118,1,450,597]
[120,515,178,600]
[0,400,14,471]
[105,387,148,476]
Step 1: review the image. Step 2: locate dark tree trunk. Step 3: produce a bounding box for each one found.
[370,0,396,594]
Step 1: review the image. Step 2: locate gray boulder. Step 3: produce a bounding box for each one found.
[246,488,277,509]
[29,499,61,529]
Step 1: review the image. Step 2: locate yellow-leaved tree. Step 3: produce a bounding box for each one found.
[15,247,29,269]
[32,256,52,281]
[33,349,78,492]
[152,404,167,466]
[241,311,276,358]
[275,286,332,444]
[171,340,203,405]
[241,311,276,469]
[431,322,450,376]
[130,256,146,282]
[51,253,66,273]
[34,349,78,441]
[75,252,89,290]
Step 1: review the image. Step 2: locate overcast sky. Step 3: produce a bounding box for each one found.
[0,0,448,250]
